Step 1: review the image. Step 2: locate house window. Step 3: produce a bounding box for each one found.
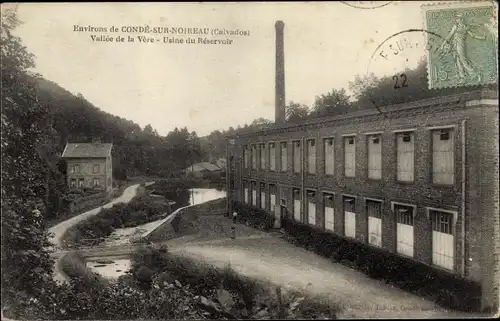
[70,179,77,188]
[431,210,455,270]
[260,183,266,210]
[93,178,100,187]
[251,181,257,206]
[269,184,277,214]
[269,143,276,171]
[343,196,356,238]
[260,143,266,170]
[73,164,80,174]
[344,136,356,177]
[280,142,287,172]
[396,131,414,182]
[324,138,334,175]
[307,190,316,226]
[293,188,301,222]
[306,139,316,174]
[243,180,249,204]
[243,146,249,168]
[78,178,84,188]
[432,129,454,185]
[293,141,301,173]
[395,204,415,258]
[323,193,335,231]
[93,164,100,174]
[367,135,382,180]
[251,145,257,170]
[367,200,382,247]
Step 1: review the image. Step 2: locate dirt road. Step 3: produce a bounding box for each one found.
[170,235,475,319]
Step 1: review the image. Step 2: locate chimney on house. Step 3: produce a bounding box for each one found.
[275,20,286,124]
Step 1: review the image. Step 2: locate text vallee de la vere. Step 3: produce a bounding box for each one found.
[74,25,251,45]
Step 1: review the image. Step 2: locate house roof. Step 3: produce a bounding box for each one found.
[184,162,221,172]
[62,143,113,158]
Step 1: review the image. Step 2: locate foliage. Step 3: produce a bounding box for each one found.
[233,201,276,231]
[348,58,494,109]
[282,217,482,312]
[285,101,310,123]
[60,194,171,248]
[311,88,352,117]
[1,5,59,315]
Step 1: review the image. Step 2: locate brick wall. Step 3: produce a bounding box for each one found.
[227,91,499,313]
[66,158,108,190]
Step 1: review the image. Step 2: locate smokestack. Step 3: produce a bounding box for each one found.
[275,20,286,124]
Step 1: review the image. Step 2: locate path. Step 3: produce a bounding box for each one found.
[170,234,476,319]
[48,183,153,282]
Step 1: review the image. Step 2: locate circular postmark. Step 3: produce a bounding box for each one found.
[341,1,393,10]
[362,28,449,115]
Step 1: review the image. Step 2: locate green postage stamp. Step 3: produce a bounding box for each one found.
[422,1,498,89]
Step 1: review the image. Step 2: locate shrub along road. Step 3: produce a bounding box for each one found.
[48,183,154,282]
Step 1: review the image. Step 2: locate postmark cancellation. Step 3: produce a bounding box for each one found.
[422,1,498,90]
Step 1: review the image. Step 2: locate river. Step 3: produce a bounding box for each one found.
[86,187,226,279]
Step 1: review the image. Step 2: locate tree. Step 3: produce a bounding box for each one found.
[312,88,352,117]
[348,58,493,110]
[1,5,57,316]
[285,101,310,123]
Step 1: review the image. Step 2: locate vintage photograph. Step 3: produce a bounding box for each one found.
[1,1,499,319]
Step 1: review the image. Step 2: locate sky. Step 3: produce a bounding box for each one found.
[10,1,492,136]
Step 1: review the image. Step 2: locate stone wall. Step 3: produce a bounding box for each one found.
[145,198,226,242]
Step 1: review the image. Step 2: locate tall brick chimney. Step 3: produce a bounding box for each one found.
[275,20,286,124]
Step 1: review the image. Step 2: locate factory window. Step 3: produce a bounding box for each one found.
[343,196,356,238]
[243,145,249,168]
[293,140,301,173]
[269,184,277,214]
[307,139,316,174]
[367,134,382,180]
[395,203,415,258]
[269,143,276,171]
[293,188,301,222]
[396,131,415,182]
[251,181,257,206]
[243,180,249,204]
[323,193,335,231]
[367,200,382,247]
[251,145,257,170]
[324,138,334,175]
[432,129,454,185]
[431,209,455,270]
[260,143,266,170]
[280,142,287,172]
[260,182,266,210]
[306,190,316,226]
[344,136,356,177]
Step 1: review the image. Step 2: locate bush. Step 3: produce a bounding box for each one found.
[60,194,172,249]
[59,252,106,289]
[233,201,275,231]
[282,218,482,312]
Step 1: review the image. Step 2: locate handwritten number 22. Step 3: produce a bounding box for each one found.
[393,74,408,89]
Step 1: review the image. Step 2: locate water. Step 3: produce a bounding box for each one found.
[87,188,226,279]
[189,188,226,205]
